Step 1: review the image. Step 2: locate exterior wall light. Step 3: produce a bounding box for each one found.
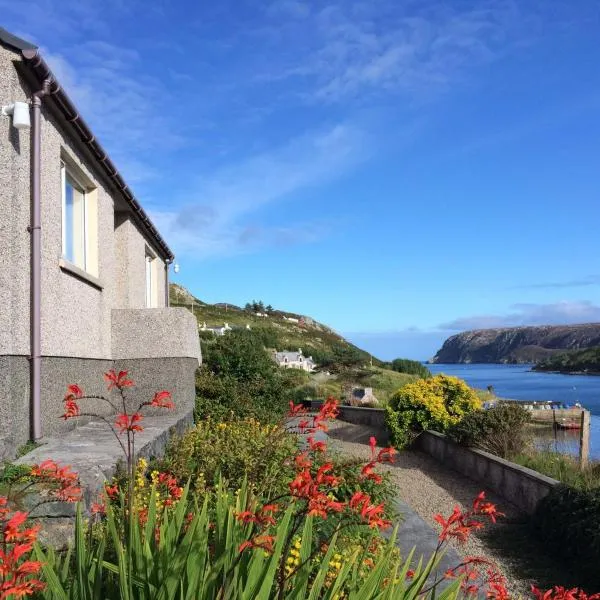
[2,101,31,130]
[173,263,180,274]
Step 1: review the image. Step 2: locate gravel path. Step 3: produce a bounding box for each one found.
[327,420,541,596]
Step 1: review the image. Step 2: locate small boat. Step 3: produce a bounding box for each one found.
[556,422,582,430]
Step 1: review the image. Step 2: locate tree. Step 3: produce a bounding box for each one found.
[266,304,274,313]
[389,358,431,379]
[196,329,290,422]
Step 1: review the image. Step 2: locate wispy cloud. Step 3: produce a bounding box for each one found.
[252,0,535,105]
[440,301,600,330]
[512,276,600,290]
[43,43,185,178]
[150,122,368,258]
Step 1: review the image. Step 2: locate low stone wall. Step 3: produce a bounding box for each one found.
[416,431,559,514]
[337,406,388,430]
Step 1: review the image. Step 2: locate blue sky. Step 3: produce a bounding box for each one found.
[3,0,600,360]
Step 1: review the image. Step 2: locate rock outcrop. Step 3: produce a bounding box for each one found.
[431,324,600,364]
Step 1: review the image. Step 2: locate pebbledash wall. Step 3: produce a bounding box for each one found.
[0,39,200,459]
[337,407,558,514]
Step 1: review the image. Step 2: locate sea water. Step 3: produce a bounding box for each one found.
[427,363,600,459]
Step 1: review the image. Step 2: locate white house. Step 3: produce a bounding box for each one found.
[199,322,232,336]
[273,349,316,372]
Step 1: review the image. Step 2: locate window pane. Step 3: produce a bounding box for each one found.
[64,175,86,269]
[64,180,75,263]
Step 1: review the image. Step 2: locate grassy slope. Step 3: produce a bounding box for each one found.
[170,284,416,403]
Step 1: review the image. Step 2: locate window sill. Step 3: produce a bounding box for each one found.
[59,259,103,291]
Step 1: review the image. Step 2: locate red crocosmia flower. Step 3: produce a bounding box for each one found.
[105,484,119,499]
[104,369,134,390]
[294,452,311,470]
[362,503,391,530]
[315,463,339,487]
[298,419,311,433]
[4,513,28,542]
[406,570,415,579]
[288,401,307,417]
[369,436,377,458]
[91,502,106,515]
[377,446,396,464]
[239,534,275,554]
[360,462,383,484]
[150,390,174,409]
[349,491,371,511]
[115,412,143,433]
[307,493,345,518]
[66,384,84,399]
[61,398,80,420]
[318,397,339,420]
[532,587,600,600]
[307,436,326,452]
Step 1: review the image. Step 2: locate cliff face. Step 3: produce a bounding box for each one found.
[431,324,600,364]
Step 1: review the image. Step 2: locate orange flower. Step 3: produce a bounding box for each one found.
[115,412,143,433]
[288,401,307,417]
[360,462,383,484]
[294,452,311,470]
[307,436,327,452]
[149,390,174,410]
[61,398,80,420]
[239,534,275,554]
[104,369,134,390]
[532,587,600,600]
[105,483,119,499]
[91,502,106,515]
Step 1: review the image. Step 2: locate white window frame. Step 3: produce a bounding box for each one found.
[145,248,156,308]
[61,163,89,271]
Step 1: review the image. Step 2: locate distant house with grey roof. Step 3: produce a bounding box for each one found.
[273,349,316,372]
[0,27,201,459]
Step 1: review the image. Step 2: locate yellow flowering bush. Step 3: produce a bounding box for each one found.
[386,374,481,448]
[158,417,297,496]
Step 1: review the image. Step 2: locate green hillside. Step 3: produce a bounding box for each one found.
[534,346,600,374]
[170,283,378,369]
[170,283,420,403]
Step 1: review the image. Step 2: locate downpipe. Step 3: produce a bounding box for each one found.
[29,78,52,441]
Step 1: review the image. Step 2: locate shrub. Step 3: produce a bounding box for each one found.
[196,329,293,422]
[386,374,481,448]
[385,358,431,379]
[158,418,297,497]
[532,484,600,590]
[447,402,531,459]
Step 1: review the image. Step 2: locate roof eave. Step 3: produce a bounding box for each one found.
[0,35,174,261]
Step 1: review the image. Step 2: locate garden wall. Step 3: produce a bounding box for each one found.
[416,431,559,514]
[335,407,559,514]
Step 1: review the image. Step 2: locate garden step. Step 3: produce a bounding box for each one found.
[15,408,194,510]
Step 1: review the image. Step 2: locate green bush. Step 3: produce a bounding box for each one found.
[532,484,600,590]
[447,402,531,459]
[196,329,292,422]
[386,374,481,448]
[384,358,431,379]
[158,418,297,497]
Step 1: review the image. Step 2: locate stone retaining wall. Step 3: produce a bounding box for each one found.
[416,431,559,514]
[337,405,388,430]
